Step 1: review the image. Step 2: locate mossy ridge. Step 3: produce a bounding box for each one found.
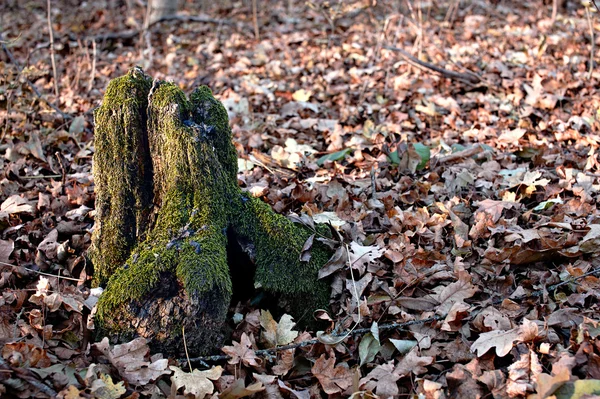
[90,68,153,286]
[190,86,239,186]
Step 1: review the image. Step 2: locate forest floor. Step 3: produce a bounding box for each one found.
[2,0,600,398]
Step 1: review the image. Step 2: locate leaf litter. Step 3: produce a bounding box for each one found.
[2,0,600,398]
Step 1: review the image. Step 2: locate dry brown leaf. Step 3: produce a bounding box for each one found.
[1,342,52,368]
[0,239,14,264]
[92,337,169,385]
[394,348,434,377]
[470,328,521,358]
[506,349,542,397]
[90,373,126,399]
[170,365,222,399]
[311,354,354,394]
[531,364,571,399]
[430,273,478,315]
[1,195,35,215]
[358,361,400,399]
[219,378,264,399]
[259,310,298,347]
[222,332,260,367]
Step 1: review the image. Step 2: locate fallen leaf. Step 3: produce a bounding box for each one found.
[90,373,126,399]
[219,378,264,399]
[259,310,299,347]
[507,349,542,397]
[359,361,400,398]
[394,348,434,377]
[222,333,260,367]
[389,339,417,355]
[1,195,35,215]
[292,89,312,102]
[0,239,14,264]
[277,379,310,399]
[170,365,222,398]
[359,333,381,366]
[348,241,384,272]
[430,273,478,315]
[92,337,169,385]
[311,354,353,394]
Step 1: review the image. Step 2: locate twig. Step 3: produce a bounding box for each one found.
[585,4,595,80]
[182,325,192,372]
[252,0,259,40]
[88,40,96,92]
[0,260,84,283]
[434,144,484,164]
[384,45,481,85]
[0,35,72,120]
[1,72,12,143]
[183,316,443,367]
[46,0,60,99]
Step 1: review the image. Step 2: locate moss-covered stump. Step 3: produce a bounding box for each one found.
[90,68,331,356]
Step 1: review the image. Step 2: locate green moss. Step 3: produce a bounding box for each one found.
[190,86,238,185]
[97,81,233,319]
[233,194,331,312]
[94,70,333,353]
[90,68,153,286]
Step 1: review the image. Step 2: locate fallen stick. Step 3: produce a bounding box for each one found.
[384,45,481,85]
[434,144,484,164]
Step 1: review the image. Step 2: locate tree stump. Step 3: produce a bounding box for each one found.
[90,68,332,356]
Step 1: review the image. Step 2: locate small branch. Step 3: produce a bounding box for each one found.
[252,0,259,40]
[0,260,84,283]
[384,45,481,85]
[585,4,595,79]
[46,0,60,99]
[88,40,96,92]
[435,144,484,164]
[183,315,443,367]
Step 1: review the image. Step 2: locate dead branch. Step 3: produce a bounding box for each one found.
[384,45,482,85]
[435,144,485,164]
[46,0,60,99]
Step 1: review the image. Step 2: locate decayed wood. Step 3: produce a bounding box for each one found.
[91,69,332,356]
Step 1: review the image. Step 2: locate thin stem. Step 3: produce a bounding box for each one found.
[586,5,595,79]
[0,260,84,282]
[252,0,259,40]
[46,0,59,99]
